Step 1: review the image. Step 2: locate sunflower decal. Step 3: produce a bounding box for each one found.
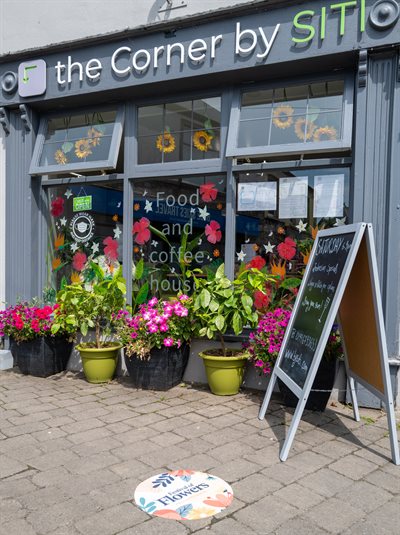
[87,127,104,147]
[294,118,316,141]
[54,149,68,165]
[156,131,176,153]
[193,130,213,152]
[75,139,93,159]
[313,126,338,142]
[272,105,294,129]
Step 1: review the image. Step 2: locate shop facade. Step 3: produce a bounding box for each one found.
[0,0,399,403]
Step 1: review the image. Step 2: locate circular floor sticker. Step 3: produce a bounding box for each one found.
[134,470,233,520]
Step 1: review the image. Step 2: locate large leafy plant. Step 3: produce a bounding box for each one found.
[52,263,126,348]
[190,264,275,356]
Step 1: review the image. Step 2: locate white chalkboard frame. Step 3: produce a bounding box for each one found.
[258,223,400,464]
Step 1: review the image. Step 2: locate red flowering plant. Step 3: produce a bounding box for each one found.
[0,302,75,344]
[115,295,193,360]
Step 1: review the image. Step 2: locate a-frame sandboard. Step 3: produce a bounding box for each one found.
[258,223,399,465]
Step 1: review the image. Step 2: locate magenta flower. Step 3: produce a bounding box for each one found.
[163,337,174,347]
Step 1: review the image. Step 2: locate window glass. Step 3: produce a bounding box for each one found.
[132,175,226,298]
[235,168,350,276]
[238,81,344,149]
[46,182,123,292]
[138,97,221,164]
[40,110,118,167]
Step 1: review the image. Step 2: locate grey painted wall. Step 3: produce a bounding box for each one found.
[0,130,5,308]
[0,0,280,56]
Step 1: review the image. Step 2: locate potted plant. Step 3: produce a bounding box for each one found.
[190,263,274,395]
[115,295,192,390]
[52,263,126,383]
[248,312,343,411]
[0,302,75,377]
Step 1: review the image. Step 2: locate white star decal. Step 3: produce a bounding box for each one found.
[171,267,176,273]
[190,208,196,215]
[144,200,153,213]
[263,242,275,254]
[64,189,73,199]
[268,231,273,237]
[91,242,99,254]
[142,190,148,197]
[60,217,67,226]
[70,242,79,253]
[296,220,307,233]
[198,205,210,221]
[113,226,122,240]
[151,240,158,247]
[334,217,346,227]
[198,238,202,245]
[117,202,122,208]
[236,250,246,262]
[245,238,250,243]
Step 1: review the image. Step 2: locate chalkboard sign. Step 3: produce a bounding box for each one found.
[259,223,400,465]
[279,232,355,389]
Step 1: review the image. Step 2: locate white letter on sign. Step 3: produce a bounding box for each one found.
[235,22,257,56]
[111,46,132,76]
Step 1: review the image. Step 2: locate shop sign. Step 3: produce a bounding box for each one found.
[70,212,95,243]
[73,195,92,212]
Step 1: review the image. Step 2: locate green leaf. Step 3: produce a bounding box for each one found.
[209,299,219,312]
[215,315,225,331]
[60,276,68,290]
[280,277,302,289]
[241,295,252,308]
[149,225,170,246]
[135,258,144,280]
[200,289,211,308]
[206,327,214,339]
[117,281,126,294]
[61,141,73,153]
[232,312,242,335]
[81,323,88,337]
[51,324,61,334]
[135,282,149,305]
[215,263,225,280]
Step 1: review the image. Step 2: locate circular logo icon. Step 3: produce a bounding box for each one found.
[134,470,233,521]
[70,213,95,243]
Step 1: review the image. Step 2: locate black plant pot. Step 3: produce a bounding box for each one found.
[10,336,73,378]
[124,344,190,391]
[278,358,337,412]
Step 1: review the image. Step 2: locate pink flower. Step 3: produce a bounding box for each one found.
[103,236,119,261]
[50,197,64,217]
[72,252,87,272]
[132,217,151,245]
[199,182,218,202]
[246,256,266,270]
[277,237,296,261]
[178,294,189,301]
[205,220,222,244]
[163,337,174,347]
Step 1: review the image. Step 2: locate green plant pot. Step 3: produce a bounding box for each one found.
[199,350,249,396]
[76,343,122,384]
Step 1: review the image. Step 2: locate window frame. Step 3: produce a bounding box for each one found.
[226,73,353,159]
[29,104,125,176]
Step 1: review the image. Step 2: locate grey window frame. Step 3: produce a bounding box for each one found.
[29,105,125,176]
[226,73,353,159]
[133,90,231,176]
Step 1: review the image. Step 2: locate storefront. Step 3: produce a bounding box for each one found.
[0,0,399,402]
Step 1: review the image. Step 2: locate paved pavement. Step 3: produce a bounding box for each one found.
[0,370,399,535]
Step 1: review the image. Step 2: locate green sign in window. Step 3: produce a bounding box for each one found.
[73,195,92,212]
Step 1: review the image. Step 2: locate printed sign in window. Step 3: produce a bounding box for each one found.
[313,174,344,218]
[238,182,277,212]
[279,176,308,219]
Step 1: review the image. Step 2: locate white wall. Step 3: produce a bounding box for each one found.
[0,0,266,56]
[0,130,5,309]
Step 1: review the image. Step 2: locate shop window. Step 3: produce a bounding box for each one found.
[132,175,226,298]
[137,97,221,164]
[227,78,352,158]
[30,107,124,175]
[46,182,123,292]
[235,168,350,276]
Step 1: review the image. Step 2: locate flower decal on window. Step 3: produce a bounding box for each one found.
[313,126,338,142]
[193,130,213,152]
[205,220,222,244]
[294,118,316,141]
[50,196,65,217]
[132,217,151,245]
[156,131,176,153]
[245,255,266,270]
[75,139,92,159]
[103,236,119,261]
[72,251,87,271]
[199,182,218,202]
[277,237,296,261]
[272,105,294,129]
[54,149,68,165]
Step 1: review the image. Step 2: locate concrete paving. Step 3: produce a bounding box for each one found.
[0,370,399,535]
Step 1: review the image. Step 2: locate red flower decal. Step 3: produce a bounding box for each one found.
[199,182,218,202]
[203,493,234,508]
[205,220,222,244]
[132,217,151,245]
[72,252,87,272]
[277,237,296,261]
[254,290,270,310]
[50,197,64,217]
[245,255,266,270]
[103,236,119,261]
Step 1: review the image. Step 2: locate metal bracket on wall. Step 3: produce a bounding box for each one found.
[19,104,32,132]
[0,107,10,135]
[358,50,368,88]
[158,0,187,13]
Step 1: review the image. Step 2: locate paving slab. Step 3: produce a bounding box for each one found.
[0,370,399,535]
